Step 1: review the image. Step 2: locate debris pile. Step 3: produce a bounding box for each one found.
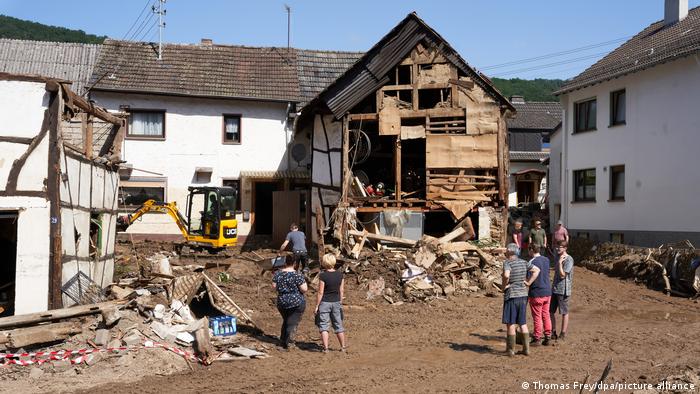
[0,249,268,375]
[578,240,700,297]
[327,208,506,303]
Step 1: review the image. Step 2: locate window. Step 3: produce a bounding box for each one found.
[610,89,626,126]
[119,178,167,208]
[223,115,241,144]
[610,233,624,244]
[573,168,596,202]
[574,98,597,133]
[128,110,165,138]
[577,232,590,239]
[609,165,625,201]
[222,179,241,212]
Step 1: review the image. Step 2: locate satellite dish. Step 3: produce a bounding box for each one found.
[291,143,307,165]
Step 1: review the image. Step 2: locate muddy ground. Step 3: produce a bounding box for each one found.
[5,241,700,393]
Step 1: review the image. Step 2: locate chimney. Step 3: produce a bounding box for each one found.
[665,0,688,26]
[510,95,525,104]
[201,38,213,46]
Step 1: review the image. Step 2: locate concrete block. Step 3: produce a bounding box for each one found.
[84,352,103,366]
[94,329,111,346]
[122,330,142,347]
[28,367,44,379]
[52,359,72,372]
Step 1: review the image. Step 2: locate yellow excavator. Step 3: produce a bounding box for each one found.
[117,186,238,253]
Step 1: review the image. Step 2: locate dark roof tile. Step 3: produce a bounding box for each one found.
[557,6,700,94]
[507,101,562,130]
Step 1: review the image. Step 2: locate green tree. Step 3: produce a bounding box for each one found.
[0,15,106,44]
[491,78,565,102]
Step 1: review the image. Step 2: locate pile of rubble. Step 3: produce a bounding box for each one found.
[326,210,506,303]
[578,240,700,297]
[0,250,268,373]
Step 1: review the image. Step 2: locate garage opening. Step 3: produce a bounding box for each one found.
[0,212,18,317]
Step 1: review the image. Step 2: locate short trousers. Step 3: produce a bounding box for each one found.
[550,293,570,315]
[317,301,344,333]
[502,296,528,325]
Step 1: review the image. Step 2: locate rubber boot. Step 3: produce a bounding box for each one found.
[520,333,530,356]
[506,335,516,357]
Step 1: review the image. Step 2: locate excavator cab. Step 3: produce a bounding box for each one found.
[185,186,238,250]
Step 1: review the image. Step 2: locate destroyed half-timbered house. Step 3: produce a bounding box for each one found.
[0,73,126,315]
[297,13,514,244]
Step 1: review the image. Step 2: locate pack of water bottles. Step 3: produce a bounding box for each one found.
[209,315,237,336]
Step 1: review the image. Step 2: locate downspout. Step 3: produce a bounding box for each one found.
[561,95,569,229]
[284,102,293,170]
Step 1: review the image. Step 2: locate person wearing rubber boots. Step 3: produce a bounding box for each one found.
[502,243,541,356]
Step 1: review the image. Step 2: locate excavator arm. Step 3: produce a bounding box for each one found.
[117,200,190,237]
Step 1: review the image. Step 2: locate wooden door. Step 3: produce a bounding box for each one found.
[272,191,301,246]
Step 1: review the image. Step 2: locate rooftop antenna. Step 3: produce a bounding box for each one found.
[154,0,167,60]
[284,4,291,52]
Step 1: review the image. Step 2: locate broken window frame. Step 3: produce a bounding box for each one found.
[126,109,166,139]
[574,98,597,133]
[222,114,242,144]
[573,168,596,202]
[609,165,625,201]
[118,178,167,208]
[609,89,626,126]
[222,178,242,212]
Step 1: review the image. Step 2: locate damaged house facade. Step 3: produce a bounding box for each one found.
[0,73,125,315]
[552,2,700,246]
[298,14,514,244]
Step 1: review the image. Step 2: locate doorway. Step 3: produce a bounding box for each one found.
[0,212,18,317]
[516,180,537,204]
[253,181,282,235]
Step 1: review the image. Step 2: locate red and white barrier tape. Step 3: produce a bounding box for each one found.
[0,340,203,367]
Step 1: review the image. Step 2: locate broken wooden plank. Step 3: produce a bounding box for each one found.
[437,241,477,254]
[348,229,416,247]
[0,301,124,330]
[0,321,82,348]
[350,231,368,259]
[437,227,466,244]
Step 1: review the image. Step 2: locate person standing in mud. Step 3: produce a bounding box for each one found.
[528,219,547,256]
[526,243,552,346]
[502,243,541,356]
[550,240,574,341]
[314,254,347,353]
[279,223,309,273]
[272,257,308,350]
[511,219,525,256]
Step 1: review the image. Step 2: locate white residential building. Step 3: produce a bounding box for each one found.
[551,1,700,246]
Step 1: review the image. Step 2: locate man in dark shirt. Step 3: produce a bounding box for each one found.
[526,243,552,346]
[279,223,308,272]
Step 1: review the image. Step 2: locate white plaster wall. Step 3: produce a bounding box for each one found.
[91,92,292,236]
[0,143,28,188]
[0,198,50,314]
[548,130,562,232]
[0,80,48,139]
[559,56,700,233]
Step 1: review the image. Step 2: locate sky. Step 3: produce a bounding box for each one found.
[2,0,700,80]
